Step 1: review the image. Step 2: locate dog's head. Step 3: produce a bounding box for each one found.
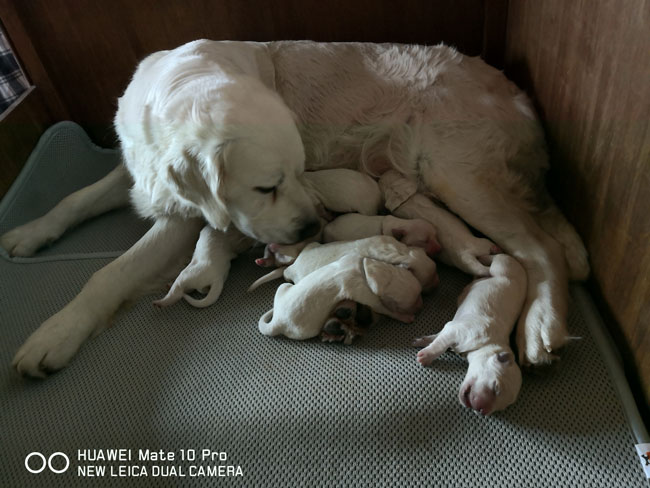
[168,77,319,244]
[459,345,522,416]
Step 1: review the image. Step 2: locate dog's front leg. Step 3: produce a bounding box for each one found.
[153,226,251,308]
[12,217,204,377]
[1,165,131,257]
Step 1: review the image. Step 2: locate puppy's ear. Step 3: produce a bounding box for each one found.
[166,146,231,231]
[363,258,421,314]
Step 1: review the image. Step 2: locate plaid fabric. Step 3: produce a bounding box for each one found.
[0,27,30,114]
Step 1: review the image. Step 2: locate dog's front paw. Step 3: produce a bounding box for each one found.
[1,219,62,257]
[154,261,227,308]
[516,295,569,367]
[13,307,102,378]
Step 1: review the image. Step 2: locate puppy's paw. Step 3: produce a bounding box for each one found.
[0,219,62,257]
[256,242,305,268]
[320,301,376,345]
[444,237,501,277]
[516,296,569,367]
[416,347,438,366]
[153,261,226,308]
[12,306,104,378]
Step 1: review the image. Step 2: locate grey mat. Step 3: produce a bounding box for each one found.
[0,122,648,487]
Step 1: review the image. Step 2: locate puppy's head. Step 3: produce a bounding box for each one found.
[459,345,522,416]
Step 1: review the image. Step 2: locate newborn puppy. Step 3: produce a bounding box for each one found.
[322,214,441,256]
[379,170,502,277]
[255,168,383,268]
[249,235,439,292]
[259,254,423,342]
[413,254,526,415]
[303,169,382,216]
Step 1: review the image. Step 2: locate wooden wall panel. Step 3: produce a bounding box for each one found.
[505,0,650,416]
[11,0,487,146]
[0,0,69,198]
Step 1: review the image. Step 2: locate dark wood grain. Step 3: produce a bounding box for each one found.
[0,0,70,198]
[505,0,650,415]
[10,0,487,145]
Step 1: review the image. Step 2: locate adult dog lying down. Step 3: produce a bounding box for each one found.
[2,40,589,377]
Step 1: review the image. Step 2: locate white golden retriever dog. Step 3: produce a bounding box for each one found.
[2,40,589,377]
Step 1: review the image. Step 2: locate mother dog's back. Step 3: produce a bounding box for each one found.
[268,42,548,196]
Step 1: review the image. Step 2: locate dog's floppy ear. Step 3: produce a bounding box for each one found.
[166,145,231,230]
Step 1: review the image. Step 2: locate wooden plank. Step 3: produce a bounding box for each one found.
[505,0,650,416]
[11,0,486,145]
[0,0,69,197]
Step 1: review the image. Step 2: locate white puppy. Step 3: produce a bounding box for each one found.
[379,170,502,277]
[249,235,438,294]
[257,213,441,270]
[303,169,382,216]
[254,168,383,269]
[259,254,423,343]
[413,254,526,415]
[322,213,440,256]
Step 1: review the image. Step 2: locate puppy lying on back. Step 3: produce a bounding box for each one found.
[414,254,526,415]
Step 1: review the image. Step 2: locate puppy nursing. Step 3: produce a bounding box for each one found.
[414,254,527,415]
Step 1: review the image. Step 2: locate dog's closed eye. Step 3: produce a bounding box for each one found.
[255,186,277,194]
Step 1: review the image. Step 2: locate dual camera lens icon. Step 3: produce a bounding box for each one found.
[25,452,70,474]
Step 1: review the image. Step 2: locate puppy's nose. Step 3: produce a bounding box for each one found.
[297,219,321,241]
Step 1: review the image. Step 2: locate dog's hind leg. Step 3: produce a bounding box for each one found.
[12,216,204,378]
[537,205,590,281]
[1,164,132,257]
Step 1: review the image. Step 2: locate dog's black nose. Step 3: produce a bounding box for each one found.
[297,219,321,241]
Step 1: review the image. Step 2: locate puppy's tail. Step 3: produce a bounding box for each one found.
[247,267,287,292]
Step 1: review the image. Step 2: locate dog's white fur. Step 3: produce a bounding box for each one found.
[303,169,382,216]
[157,168,380,307]
[253,168,384,269]
[2,39,589,377]
[257,212,441,271]
[249,235,438,294]
[322,214,440,256]
[414,254,526,415]
[259,252,424,341]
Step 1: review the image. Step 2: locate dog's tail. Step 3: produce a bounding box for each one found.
[247,267,287,292]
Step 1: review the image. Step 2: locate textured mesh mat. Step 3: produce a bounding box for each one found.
[0,122,647,487]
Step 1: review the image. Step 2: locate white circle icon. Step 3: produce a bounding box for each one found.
[24,452,70,474]
[24,452,46,474]
[48,452,70,473]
